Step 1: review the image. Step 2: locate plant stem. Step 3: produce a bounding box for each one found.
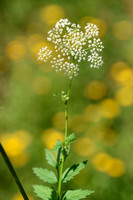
[0,143,29,200]
[57,76,73,200]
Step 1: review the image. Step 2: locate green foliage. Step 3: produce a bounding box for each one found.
[62,160,88,183]
[62,189,94,200]
[45,149,57,168]
[33,185,57,200]
[33,138,94,200]
[33,168,57,184]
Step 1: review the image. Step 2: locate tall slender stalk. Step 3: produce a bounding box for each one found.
[0,143,29,200]
[57,76,73,200]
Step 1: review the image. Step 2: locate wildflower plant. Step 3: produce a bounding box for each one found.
[33,19,104,200]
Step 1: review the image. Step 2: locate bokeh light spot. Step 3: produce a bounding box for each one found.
[115,86,133,106]
[74,137,95,156]
[100,98,120,119]
[42,128,64,149]
[5,40,26,61]
[32,76,51,95]
[113,20,133,40]
[84,81,107,100]
[106,158,126,177]
[110,62,132,84]
[40,4,65,25]
[92,152,112,172]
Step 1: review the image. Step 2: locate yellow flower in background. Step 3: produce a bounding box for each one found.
[92,153,126,177]
[115,86,133,106]
[113,20,133,40]
[5,39,26,61]
[110,62,132,84]
[74,137,95,156]
[32,76,52,95]
[12,193,33,200]
[11,153,29,167]
[100,98,120,119]
[84,81,107,100]
[42,128,64,149]
[0,130,31,167]
[40,4,65,25]
[91,152,112,172]
[70,115,88,133]
[106,158,126,177]
[84,104,102,122]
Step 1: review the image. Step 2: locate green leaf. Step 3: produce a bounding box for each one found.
[33,168,57,184]
[33,185,57,200]
[50,140,63,152]
[65,133,75,142]
[62,189,94,200]
[62,160,88,183]
[45,149,56,167]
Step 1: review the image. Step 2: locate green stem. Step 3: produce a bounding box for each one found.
[57,76,73,200]
[57,153,65,200]
[0,143,29,200]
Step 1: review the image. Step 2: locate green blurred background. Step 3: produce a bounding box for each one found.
[0,0,133,199]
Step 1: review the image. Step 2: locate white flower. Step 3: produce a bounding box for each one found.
[37,19,104,78]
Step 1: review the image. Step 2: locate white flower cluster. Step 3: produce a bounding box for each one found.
[38,19,104,78]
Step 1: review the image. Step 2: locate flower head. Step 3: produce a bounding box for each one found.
[38,19,104,78]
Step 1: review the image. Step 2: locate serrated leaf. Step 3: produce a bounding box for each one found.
[62,189,94,200]
[65,133,75,142]
[33,185,57,200]
[33,168,57,184]
[50,140,63,152]
[62,160,88,183]
[45,149,56,167]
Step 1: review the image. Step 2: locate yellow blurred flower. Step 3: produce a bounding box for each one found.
[91,152,112,172]
[40,4,65,25]
[110,62,132,84]
[84,81,107,100]
[92,153,126,177]
[42,128,64,149]
[74,137,95,156]
[1,134,27,157]
[113,20,133,40]
[0,130,31,167]
[12,193,33,200]
[106,158,126,177]
[84,104,102,122]
[5,39,26,61]
[100,98,120,119]
[115,86,133,106]
[70,115,88,133]
[32,76,52,95]
[11,153,29,167]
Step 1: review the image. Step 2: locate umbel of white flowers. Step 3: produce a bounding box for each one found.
[38,19,104,79]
